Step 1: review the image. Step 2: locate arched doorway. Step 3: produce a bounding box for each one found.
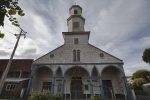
[32,67,53,92]
[64,66,90,99]
[101,66,125,99]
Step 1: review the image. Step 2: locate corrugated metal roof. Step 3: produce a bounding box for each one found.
[5,78,29,83]
[0,59,33,72]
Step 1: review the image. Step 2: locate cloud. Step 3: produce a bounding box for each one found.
[0,50,10,56]
[0,0,150,76]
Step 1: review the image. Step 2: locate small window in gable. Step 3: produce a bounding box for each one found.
[74,38,78,44]
[50,54,54,58]
[73,50,76,61]
[100,53,104,58]
[77,50,80,61]
[73,22,79,28]
[73,50,80,61]
[74,10,78,14]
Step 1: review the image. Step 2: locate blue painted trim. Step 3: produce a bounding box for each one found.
[63,65,90,77]
[101,65,133,100]
[54,66,63,76]
[26,73,33,98]
[100,65,123,76]
[91,66,100,77]
[51,77,55,95]
[33,65,54,76]
[99,76,104,99]
[60,77,64,97]
[92,66,105,99]
[89,77,93,96]
[33,62,123,65]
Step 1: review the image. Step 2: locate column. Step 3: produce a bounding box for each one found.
[26,73,33,98]
[89,76,93,96]
[61,77,64,97]
[123,76,134,100]
[99,76,104,99]
[51,76,55,95]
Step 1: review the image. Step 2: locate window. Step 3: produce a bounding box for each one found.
[73,22,79,28]
[50,54,54,58]
[74,38,78,44]
[74,10,78,14]
[85,85,89,90]
[77,50,80,61]
[100,53,104,58]
[73,50,80,61]
[6,84,17,91]
[42,82,52,91]
[73,50,76,61]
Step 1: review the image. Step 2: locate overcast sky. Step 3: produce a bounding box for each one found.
[0,0,150,76]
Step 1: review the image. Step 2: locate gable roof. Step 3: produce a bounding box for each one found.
[0,59,33,72]
[33,45,65,63]
[89,44,123,62]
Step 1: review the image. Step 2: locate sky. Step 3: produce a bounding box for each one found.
[0,0,150,76]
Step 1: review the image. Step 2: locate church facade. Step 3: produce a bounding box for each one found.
[26,5,132,100]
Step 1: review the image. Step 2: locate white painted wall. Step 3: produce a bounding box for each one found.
[33,33,122,64]
[32,68,52,92]
[68,17,84,32]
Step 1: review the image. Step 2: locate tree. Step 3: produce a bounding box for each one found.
[132,78,148,90]
[0,0,25,38]
[132,69,150,83]
[142,48,150,65]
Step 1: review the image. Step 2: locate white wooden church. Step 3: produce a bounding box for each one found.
[26,5,132,100]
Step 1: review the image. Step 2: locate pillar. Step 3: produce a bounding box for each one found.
[89,76,93,96]
[61,77,64,97]
[51,76,55,95]
[99,76,104,99]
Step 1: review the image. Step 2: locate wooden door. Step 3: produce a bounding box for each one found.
[102,80,114,99]
[71,77,83,99]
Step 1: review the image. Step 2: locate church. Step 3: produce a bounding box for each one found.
[26,5,132,100]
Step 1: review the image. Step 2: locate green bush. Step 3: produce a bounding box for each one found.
[28,91,50,100]
[52,94,62,100]
[134,90,147,96]
[131,78,148,90]
[28,91,62,100]
[89,94,101,100]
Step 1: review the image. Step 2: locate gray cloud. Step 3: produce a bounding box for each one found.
[0,0,150,76]
[0,50,10,56]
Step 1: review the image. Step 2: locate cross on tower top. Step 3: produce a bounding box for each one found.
[74,0,77,5]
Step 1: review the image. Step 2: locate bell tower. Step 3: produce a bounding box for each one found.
[67,5,85,32]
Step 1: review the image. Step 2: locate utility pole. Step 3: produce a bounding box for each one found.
[0,27,27,94]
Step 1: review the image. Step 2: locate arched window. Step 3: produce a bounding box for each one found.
[73,50,80,61]
[77,50,80,61]
[73,50,76,61]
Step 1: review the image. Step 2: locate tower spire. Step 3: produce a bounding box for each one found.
[67,5,85,32]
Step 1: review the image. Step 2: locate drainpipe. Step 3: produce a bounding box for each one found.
[19,70,22,78]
